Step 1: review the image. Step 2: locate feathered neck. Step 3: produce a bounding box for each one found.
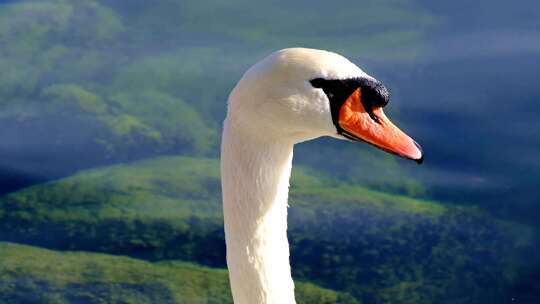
[221,115,296,304]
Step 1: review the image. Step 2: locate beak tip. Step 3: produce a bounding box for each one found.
[413,141,424,165]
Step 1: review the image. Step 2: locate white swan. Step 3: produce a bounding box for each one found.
[221,48,422,304]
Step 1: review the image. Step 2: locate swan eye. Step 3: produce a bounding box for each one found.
[309,78,326,88]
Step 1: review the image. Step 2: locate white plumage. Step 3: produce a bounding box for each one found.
[221,48,421,304]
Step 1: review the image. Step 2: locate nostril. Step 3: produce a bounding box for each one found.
[368,111,381,124]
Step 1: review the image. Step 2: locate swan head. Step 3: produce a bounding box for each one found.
[228,48,423,163]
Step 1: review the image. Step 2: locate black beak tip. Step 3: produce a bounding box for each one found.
[413,141,424,165]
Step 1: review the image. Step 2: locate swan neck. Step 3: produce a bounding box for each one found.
[221,118,296,304]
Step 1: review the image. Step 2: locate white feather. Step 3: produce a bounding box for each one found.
[221,48,373,304]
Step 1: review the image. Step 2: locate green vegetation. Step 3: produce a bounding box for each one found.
[1,1,537,303]
[0,1,217,162]
[0,156,531,303]
[0,0,432,194]
[0,242,358,304]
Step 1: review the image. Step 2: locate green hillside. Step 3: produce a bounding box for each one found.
[1,1,538,303]
[0,156,531,303]
[0,242,358,304]
[0,0,430,195]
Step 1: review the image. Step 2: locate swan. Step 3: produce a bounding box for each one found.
[221,48,423,304]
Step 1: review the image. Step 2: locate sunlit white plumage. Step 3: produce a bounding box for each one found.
[221,48,421,304]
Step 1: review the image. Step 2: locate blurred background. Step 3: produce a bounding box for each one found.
[0,0,539,303]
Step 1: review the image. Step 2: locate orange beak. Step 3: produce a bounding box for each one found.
[339,89,423,163]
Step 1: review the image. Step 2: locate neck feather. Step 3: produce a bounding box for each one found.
[221,117,296,304]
